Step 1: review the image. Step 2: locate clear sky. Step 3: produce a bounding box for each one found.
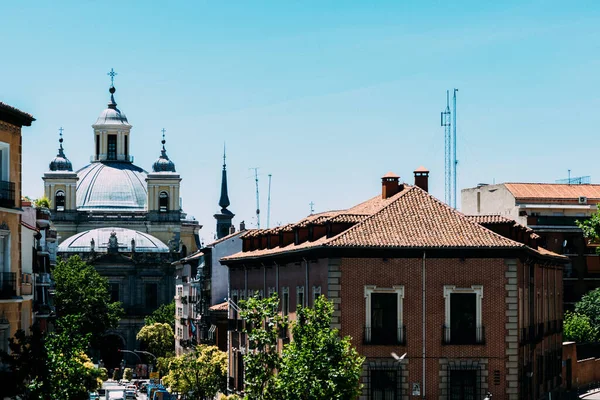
[2,1,600,243]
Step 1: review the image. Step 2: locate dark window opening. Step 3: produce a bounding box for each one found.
[109,283,119,303]
[449,369,477,400]
[282,290,289,316]
[124,135,128,158]
[95,135,100,159]
[370,369,398,399]
[370,292,397,345]
[107,135,117,160]
[145,283,158,309]
[159,191,169,212]
[297,291,304,310]
[449,293,477,344]
[55,190,65,211]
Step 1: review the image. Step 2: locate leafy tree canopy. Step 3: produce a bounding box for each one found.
[563,311,598,343]
[136,322,175,359]
[575,287,600,330]
[145,300,175,328]
[53,255,123,343]
[162,345,227,398]
[577,209,600,243]
[277,295,364,400]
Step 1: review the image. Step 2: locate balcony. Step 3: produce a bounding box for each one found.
[36,208,50,227]
[527,215,588,227]
[363,326,406,345]
[442,326,485,345]
[0,180,15,208]
[37,273,52,286]
[0,272,17,299]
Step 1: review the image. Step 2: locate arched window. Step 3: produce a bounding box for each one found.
[55,190,65,211]
[159,191,169,212]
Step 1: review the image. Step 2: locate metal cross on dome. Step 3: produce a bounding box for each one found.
[58,127,64,137]
[161,128,166,140]
[107,68,118,87]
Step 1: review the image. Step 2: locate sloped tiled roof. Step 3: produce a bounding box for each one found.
[223,186,566,262]
[505,183,600,201]
[0,101,35,126]
[465,215,516,225]
[327,187,519,249]
[209,301,228,311]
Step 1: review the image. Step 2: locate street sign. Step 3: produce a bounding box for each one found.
[412,383,421,396]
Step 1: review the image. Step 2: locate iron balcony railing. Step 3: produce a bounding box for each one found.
[363,326,406,345]
[442,325,485,345]
[0,272,17,299]
[0,180,15,208]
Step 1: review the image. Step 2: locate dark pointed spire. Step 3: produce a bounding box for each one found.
[219,143,230,209]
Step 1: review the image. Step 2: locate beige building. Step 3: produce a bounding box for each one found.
[0,101,35,353]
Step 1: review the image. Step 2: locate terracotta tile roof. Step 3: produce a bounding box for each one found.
[414,166,429,173]
[382,171,400,178]
[208,230,249,246]
[209,301,228,311]
[465,215,516,225]
[222,186,568,262]
[0,101,35,126]
[327,187,520,249]
[505,183,600,201]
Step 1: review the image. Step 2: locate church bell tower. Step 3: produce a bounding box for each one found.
[146,130,181,216]
[43,128,78,212]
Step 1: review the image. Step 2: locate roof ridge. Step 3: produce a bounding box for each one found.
[323,186,414,247]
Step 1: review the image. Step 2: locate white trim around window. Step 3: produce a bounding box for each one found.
[443,285,484,342]
[364,285,404,343]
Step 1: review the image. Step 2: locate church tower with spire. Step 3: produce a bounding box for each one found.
[214,146,234,239]
[43,128,78,211]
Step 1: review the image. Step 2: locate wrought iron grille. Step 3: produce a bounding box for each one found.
[365,358,406,399]
[444,360,487,400]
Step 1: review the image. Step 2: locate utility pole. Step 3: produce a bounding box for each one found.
[267,174,272,228]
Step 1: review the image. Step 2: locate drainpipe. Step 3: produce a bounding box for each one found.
[422,251,426,399]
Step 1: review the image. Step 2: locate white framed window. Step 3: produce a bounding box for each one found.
[364,285,404,344]
[55,190,65,211]
[0,229,10,274]
[177,307,183,317]
[282,287,289,316]
[159,191,169,212]
[296,286,305,309]
[312,286,321,303]
[0,142,10,181]
[443,285,484,344]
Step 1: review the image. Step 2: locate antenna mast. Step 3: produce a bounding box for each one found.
[452,89,458,209]
[441,91,451,205]
[250,167,260,228]
[267,174,272,228]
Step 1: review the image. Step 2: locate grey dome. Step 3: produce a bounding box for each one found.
[93,87,131,127]
[49,142,73,172]
[152,139,176,172]
[58,227,169,253]
[76,162,147,210]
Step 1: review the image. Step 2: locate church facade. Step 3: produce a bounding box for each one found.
[44,78,200,365]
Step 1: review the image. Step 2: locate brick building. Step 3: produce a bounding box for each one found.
[462,182,600,309]
[222,169,567,399]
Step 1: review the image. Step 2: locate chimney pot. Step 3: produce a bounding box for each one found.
[381,172,401,199]
[413,166,429,192]
[240,221,246,231]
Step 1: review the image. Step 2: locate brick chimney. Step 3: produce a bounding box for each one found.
[239,220,246,231]
[381,172,401,199]
[413,166,429,192]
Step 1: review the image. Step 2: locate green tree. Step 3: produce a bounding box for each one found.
[123,368,133,381]
[145,300,176,328]
[564,311,598,342]
[99,367,108,381]
[575,287,600,331]
[53,255,123,344]
[277,296,364,399]
[162,345,227,399]
[136,323,175,359]
[577,209,600,245]
[239,293,287,400]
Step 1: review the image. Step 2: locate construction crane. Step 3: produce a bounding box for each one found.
[267,174,272,228]
[250,167,260,228]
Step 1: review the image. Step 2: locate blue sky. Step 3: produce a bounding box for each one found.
[2,1,600,242]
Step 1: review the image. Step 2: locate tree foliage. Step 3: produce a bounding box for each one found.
[145,300,176,328]
[53,255,123,343]
[577,210,600,243]
[563,311,597,343]
[123,368,133,381]
[136,322,175,359]
[238,294,363,400]
[277,295,364,399]
[575,287,600,330]
[239,294,287,400]
[162,345,227,399]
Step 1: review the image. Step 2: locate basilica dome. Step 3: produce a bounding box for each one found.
[76,162,148,211]
[58,227,169,253]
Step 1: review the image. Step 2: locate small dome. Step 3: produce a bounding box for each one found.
[93,86,131,127]
[58,227,169,253]
[152,136,176,172]
[49,130,73,171]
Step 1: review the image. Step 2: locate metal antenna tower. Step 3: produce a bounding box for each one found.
[267,174,272,228]
[452,89,458,209]
[250,167,260,228]
[441,90,451,205]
